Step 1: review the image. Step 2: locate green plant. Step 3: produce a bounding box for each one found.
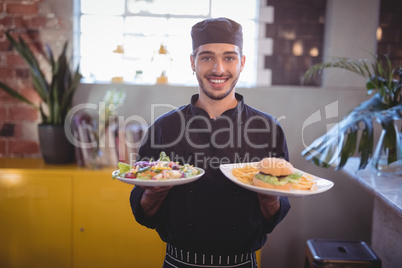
[0,31,82,125]
[302,55,402,170]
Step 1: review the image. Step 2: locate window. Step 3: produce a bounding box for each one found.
[75,0,259,87]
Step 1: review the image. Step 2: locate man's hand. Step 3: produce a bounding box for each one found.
[140,186,173,217]
[257,193,280,221]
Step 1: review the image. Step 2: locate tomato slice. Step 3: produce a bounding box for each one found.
[124,172,136,179]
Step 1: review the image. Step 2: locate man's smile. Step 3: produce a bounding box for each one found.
[208,78,228,84]
[206,76,230,89]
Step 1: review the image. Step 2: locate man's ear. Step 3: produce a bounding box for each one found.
[190,54,195,71]
[240,55,246,72]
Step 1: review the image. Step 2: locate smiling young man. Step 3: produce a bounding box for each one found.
[130,18,291,268]
[191,43,244,120]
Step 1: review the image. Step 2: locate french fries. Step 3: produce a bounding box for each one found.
[231,165,258,185]
[291,174,317,191]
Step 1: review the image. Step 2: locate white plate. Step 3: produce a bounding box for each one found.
[219,162,334,197]
[112,168,205,186]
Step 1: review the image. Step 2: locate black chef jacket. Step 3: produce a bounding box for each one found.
[130,93,291,254]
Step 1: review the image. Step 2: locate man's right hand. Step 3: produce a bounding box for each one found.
[140,186,173,217]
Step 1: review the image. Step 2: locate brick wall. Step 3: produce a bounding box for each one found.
[263,0,326,86]
[0,0,63,157]
[377,0,402,67]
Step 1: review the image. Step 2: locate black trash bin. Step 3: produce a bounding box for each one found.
[304,239,381,268]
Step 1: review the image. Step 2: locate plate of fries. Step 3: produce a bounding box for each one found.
[220,162,334,197]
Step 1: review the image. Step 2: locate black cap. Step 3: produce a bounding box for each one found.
[191,17,243,50]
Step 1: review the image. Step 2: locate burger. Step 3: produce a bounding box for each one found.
[252,157,303,190]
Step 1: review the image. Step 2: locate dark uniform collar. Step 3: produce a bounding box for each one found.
[189,93,245,119]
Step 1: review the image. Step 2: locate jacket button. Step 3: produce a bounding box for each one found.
[188,223,193,227]
[188,189,194,194]
[232,225,237,230]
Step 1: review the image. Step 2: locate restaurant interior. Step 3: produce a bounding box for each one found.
[0,0,401,267]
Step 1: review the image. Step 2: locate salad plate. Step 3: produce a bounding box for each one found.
[112,168,204,186]
[112,151,205,187]
[220,162,334,197]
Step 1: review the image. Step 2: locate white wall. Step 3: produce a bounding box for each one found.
[323,0,380,87]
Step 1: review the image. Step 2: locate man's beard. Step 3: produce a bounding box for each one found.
[196,74,239,101]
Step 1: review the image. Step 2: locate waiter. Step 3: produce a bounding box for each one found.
[130,17,291,268]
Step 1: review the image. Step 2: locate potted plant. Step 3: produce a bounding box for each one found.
[0,31,82,164]
[302,55,402,174]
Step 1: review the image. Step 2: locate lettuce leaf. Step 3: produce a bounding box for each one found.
[159,151,170,162]
[255,172,303,185]
[112,162,131,179]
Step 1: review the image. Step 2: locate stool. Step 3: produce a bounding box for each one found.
[304,239,381,267]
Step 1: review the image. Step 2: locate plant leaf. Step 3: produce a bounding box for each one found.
[0,81,39,109]
[338,125,358,169]
[5,32,50,101]
[357,117,374,169]
[301,93,402,170]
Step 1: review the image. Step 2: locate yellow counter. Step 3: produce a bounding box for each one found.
[0,158,165,268]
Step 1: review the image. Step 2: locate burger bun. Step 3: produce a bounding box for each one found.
[257,157,294,176]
